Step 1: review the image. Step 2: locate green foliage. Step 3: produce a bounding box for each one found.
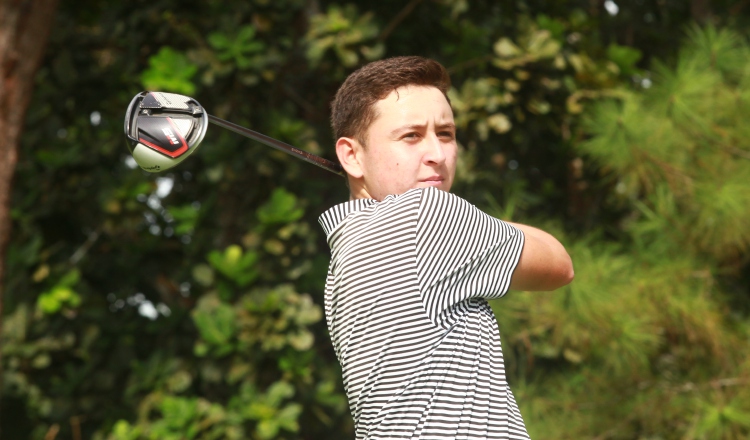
[305,4,383,69]
[207,245,259,287]
[4,1,750,439]
[238,381,302,438]
[256,188,304,225]
[100,223,328,439]
[493,234,745,438]
[140,47,197,94]
[488,25,750,439]
[192,294,237,355]
[36,269,81,314]
[581,25,750,261]
[169,203,201,235]
[606,43,642,76]
[209,25,266,69]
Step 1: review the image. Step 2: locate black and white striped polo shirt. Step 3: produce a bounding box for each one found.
[319,187,528,440]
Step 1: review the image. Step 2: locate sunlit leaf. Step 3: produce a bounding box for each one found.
[256,188,304,224]
[140,47,197,94]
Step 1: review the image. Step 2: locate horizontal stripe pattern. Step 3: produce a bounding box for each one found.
[319,187,528,439]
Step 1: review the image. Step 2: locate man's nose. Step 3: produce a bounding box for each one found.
[423,133,446,165]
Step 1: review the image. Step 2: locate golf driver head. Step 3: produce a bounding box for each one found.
[124,91,208,172]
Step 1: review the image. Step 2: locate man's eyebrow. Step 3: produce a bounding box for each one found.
[389,122,456,137]
[389,124,426,137]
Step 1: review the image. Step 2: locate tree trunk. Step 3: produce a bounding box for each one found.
[0,0,59,434]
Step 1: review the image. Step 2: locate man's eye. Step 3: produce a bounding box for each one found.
[403,133,419,140]
[438,131,455,139]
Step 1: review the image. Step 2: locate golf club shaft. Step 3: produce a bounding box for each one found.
[207,115,345,177]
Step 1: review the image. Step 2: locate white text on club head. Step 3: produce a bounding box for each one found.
[162,128,179,145]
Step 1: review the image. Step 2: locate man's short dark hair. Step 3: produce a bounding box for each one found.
[331,56,451,145]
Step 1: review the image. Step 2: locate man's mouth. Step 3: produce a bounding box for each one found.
[419,176,444,186]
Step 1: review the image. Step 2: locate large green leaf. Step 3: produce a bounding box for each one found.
[141,47,197,94]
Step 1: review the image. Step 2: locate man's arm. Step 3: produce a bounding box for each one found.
[507,222,574,291]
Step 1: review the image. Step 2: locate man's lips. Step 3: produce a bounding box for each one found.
[419,176,444,186]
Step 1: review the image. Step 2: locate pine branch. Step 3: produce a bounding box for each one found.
[378,0,424,42]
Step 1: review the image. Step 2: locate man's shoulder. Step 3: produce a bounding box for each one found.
[318,188,476,240]
[318,197,376,239]
[318,189,435,242]
[416,187,480,221]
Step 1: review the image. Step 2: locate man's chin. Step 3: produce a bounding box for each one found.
[414,181,449,191]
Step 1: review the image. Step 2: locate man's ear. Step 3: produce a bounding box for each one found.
[335,137,364,178]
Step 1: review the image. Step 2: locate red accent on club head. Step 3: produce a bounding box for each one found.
[138,117,189,158]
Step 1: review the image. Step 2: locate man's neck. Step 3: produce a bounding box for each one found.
[348,180,373,201]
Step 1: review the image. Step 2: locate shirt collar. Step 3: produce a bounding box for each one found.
[318,198,377,238]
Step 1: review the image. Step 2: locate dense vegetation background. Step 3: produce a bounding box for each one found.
[2,0,750,438]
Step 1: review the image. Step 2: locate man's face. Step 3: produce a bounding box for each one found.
[353,85,457,200]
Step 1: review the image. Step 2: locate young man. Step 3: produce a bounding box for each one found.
[319,56,574,439]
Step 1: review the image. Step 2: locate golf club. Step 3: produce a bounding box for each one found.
[124,91,345,176]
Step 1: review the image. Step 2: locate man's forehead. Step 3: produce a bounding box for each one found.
[373,85,453,120]
[379,84,446,103]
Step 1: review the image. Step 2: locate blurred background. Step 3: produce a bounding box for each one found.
[1,0,749,438]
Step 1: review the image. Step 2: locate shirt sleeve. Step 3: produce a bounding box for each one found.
[415,187,525,323]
